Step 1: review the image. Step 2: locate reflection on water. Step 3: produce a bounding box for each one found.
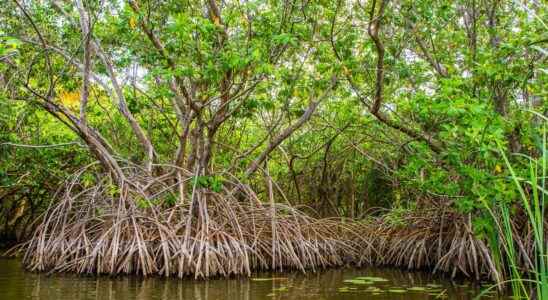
[0,259,510,300]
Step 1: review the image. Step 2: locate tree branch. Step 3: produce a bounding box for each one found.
[367,0,443,153]
[75,0,92,124]
[245,77,338,177]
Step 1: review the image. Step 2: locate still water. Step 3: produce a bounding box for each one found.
[0,259,510,300]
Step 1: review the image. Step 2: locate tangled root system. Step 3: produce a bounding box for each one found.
[22,165,540,283]
[22,165,365,278]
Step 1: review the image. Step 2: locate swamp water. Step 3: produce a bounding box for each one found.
[0,258,511,300]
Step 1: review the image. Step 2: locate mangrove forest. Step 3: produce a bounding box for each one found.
[0,0,546,299]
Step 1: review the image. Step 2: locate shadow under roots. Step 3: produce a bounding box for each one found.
[21,166,369,278]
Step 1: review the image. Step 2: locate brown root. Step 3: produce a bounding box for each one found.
[22,165,363,278]
[22,165,541,283]
[365,210,500,281]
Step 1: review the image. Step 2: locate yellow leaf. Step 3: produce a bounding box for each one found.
[59,90,80,108]
[343,66,350,76]
[212,15,220,26]
[129,17,137,29]
[494,164,502,174]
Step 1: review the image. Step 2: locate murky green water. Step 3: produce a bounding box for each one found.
[0,258,510,299]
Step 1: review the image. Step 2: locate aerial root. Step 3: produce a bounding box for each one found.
[22,167,539,281]
[22,167,363,278]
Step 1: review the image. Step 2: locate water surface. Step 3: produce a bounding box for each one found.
[0,259,509,299]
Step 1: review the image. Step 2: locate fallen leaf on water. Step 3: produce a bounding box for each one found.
[408,286,427,291]
[251,277,288,282]
[355,276,390,282]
